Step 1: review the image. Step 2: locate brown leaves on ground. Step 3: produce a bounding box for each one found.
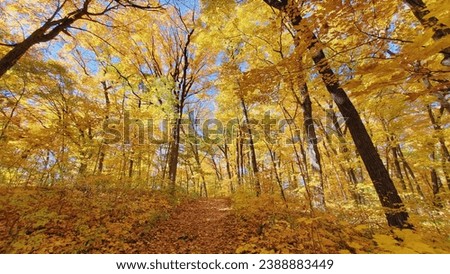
[0,187,247,254]
[144,198,242,253]
[2,187,450,254]
[0,186,172,253]
[231,194,450,254]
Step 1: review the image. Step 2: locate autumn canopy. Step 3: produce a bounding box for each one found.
[0,0,449,254]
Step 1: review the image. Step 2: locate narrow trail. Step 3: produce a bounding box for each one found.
[145,198,241,253]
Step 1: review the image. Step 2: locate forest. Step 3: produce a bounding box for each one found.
[0,0,449,254]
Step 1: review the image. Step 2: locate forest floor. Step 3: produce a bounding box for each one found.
[144,198,241,253]
[132,195,450,254]
[1,186,450,254]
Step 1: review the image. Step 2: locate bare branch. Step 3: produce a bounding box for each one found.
[67,26,125,55]
[114,0,165,10]
[353,23,413,44]
[0,42,18,47]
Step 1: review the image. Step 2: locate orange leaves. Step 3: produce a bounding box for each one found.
[232,194,379,254]
[232,193,450,254]
[0,183,173,253]
[143,198,242,253]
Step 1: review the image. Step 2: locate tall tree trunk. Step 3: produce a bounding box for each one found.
[128,158,134,178]
[318,100,365,204]
[168,111,182,195]
[187,112,208,197]
[280,104,314,211]
[137,151,142,179]
[427,105,450,190]
[268,149,287,202]
[392,144,407,191]
[318,102,365,204]
[262,0,410,228]
[97,82,111,174]
[236,128,244,185]
[210,155,223,181]
[397,145,424,197]
[240,97,261,196]
[300,84,325,208]
[98,150,105,174]
[219,144,234,193]
[430,150,443,207]
[161,144,169,181]
[309,35,409,228]
[381,119,407,192]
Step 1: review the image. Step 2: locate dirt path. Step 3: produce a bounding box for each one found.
[144,198,241,253]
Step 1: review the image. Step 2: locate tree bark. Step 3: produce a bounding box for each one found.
[97,82,111,174]
[0,7,89,78]
[240,97,262,196]
[0,1,162,78]
[317,100,365,204]
[219,143,235,193]
[168,113,182,195]
[392,144,407,191]
[309,35,409,228]
[427,105,450,190]
[268,149,287,202]
[280,104,314,211]
[397,145,424,197]
[291,83,326,208]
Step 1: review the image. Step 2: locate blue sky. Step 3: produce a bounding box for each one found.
[170,0,200,13]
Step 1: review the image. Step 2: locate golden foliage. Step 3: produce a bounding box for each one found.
[0,180,172,253]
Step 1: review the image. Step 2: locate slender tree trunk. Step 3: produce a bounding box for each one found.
[269,149,287,202]
[430,151,441,195]
[220,144,234,193]
[210,155,223,181]
[381,119,407,192]
[427,105,450,190]
[240,97,261,196]
[280,105,314,212]
[397,145,424,197]
[128,158,134,178]
[292,83,326,208]
[98,150,105,174]
[430,150,443,207]
[236,128,243,185]
[187,112,208,197]
[299,84,325,208]
[263,0,410,228]
[392,145,407,191]
[137,151,142,179]
[161,144,170,181]
[168,111,182,195]
[97,82,111,174]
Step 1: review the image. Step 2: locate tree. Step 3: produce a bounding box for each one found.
[0,0,162,78]
[262,0,410,228]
